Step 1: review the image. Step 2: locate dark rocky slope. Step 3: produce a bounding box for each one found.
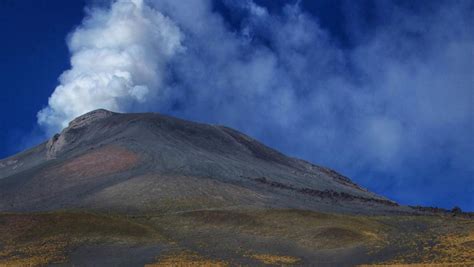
[1,110,473,266]
[0,109,400,214]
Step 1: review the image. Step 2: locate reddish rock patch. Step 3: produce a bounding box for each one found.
[56,146,139,180]
[18,146,140,203]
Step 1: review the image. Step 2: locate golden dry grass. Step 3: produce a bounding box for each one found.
[371,216,474,266]
[151,209,474,265]
[248,253,300,265]
[430,231,474,262]
[172,209,387,250]
[146,250,228,267]
[0,212,161,266]
[0,209,473,266]
[360,263,474,267]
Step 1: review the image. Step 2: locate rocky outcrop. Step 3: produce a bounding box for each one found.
[248,176,398,206]
[46,109,115,159]
[68,109,114,129]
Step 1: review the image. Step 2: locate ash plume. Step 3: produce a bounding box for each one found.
[38,0,183,134]
[37,0,474,209]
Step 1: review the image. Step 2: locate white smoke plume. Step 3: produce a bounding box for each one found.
[37,0,183,134]
[37,0,473,209]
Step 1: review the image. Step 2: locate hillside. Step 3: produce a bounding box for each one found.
[0,110,472,266]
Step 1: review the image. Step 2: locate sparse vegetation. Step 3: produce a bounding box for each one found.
[0,210,472,266]
[247,253,300,265]
[452,206,463,214]
[0,212,162,266]
[146,250,228,266]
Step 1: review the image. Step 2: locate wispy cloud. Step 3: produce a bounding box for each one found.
[38,0,474,209]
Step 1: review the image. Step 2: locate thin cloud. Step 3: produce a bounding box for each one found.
[37,0,474,209]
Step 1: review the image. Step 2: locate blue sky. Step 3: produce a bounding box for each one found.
[0,0,473,211]
[0,0,86,154]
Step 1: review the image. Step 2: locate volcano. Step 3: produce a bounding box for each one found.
[0,110,472,266]
[0,109,397,213]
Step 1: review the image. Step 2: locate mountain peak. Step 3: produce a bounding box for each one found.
[2,110,398,214]
[68,109,115,129]
[46,109,116,159]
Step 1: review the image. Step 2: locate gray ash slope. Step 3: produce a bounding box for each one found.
[0,109,402,214]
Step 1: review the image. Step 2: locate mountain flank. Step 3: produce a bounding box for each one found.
[0,109,472,266]
[0,109,399,214]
